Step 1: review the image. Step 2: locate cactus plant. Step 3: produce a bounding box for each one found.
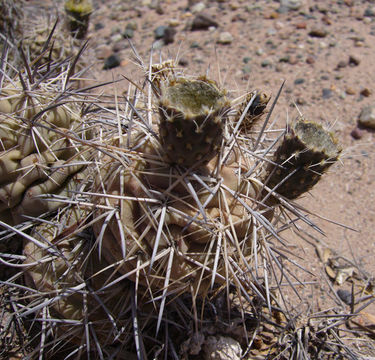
[0,49,345,358]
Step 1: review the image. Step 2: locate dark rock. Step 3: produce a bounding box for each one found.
[337,289,352,305]
[336,60,347,69]
[261,59,272,67]
[349,55,360,66]
[309,27,328,37]
[154,26,176,45]
[306,56,315,64]
[279,55,290,63]
[103,54,121,70]
[178,58,189,66]
[191,14,218,31]
[351,127,364,140]
[156,3,164,15]
[155,25,168,39]
[190,41,201,49]
[123,28,134,39]
[126,21,138,31]
[95,23,105,31]
[360,88,371,97]
[294,78,305,85]
[163,27,176,44]
[322,88,333,99]
[364,6,375,17]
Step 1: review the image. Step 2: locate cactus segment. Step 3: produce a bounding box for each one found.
[264,119,341,200]
[236,90,271,132]
[151,59,177,94]
[64,0,93,39]
[158,77,230,167]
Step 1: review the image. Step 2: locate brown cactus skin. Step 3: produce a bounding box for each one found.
[158,76,230,168]
[263,119,341,200]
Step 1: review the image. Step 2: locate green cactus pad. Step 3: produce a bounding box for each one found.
[158,76,230,167]
[264,119,341,200]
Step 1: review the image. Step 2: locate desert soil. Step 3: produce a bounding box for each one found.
[11,0,375,357]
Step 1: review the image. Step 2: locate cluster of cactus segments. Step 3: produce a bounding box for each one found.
[0,72,92,225]
[0,21,343,356]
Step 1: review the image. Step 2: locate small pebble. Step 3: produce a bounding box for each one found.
[322,88,333,99]
[191,2,206,13]
[123,28,134,39]
[103,54,121,70]
[360,88,371,97]
[364,6,375,17]
[191,14,218,30]
[95,23,105,31]
[294,78,305,85]
[169,19,180,27]
[358,105,375,129]
[306,56,315,64]
[349,55,360,66]
[309,27,328,38]
[337,289,352,305]
[261,59,272,67]
[345,87,356,95]
[155,25,167,39]
[217,32,233,44]
[96,45,112,60]
[126,21,138,31]
[152,39,164,50]
[295,22,307,29]
[351,127,364,140]
[336,60,347,69]
[111,33,123,43]
[278,0,303,12]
